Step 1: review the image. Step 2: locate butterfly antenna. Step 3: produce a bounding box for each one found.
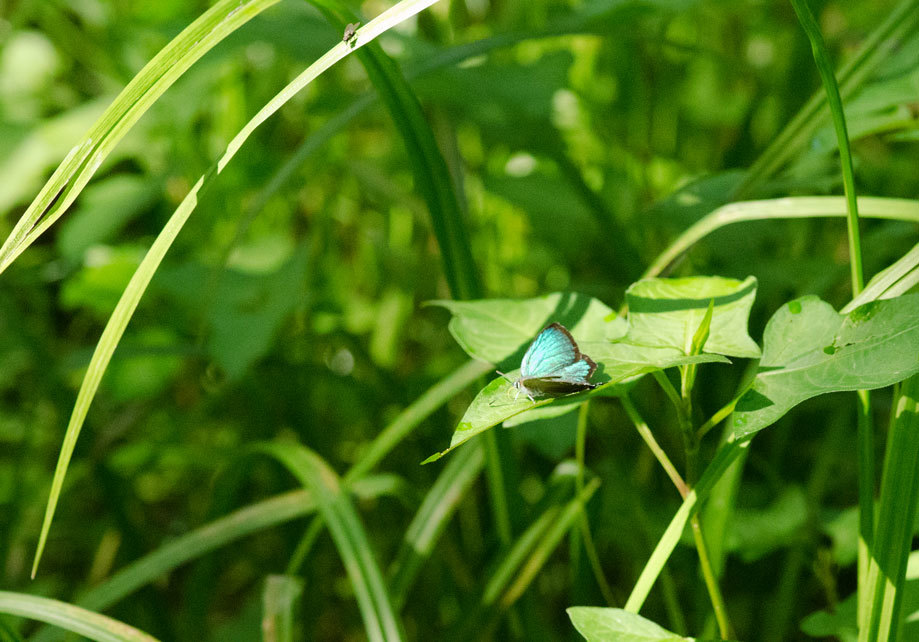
[496,370,513,383]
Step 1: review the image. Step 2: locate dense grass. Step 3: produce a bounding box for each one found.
[1,1,919,640]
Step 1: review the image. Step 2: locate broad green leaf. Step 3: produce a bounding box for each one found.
[429,292,626,366]
[0,591,158,642]
[567,607,690,642]
[424,346,727,463]
[622,276,761,358]
[733,294,919,439]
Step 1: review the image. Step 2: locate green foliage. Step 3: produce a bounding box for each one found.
[567,607,690,642]
[3,0,919,640]
[733,294,919,438]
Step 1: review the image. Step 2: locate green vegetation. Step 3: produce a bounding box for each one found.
[1,0,919,640]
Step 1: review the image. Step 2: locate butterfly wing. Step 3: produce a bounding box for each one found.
[520,323,579,378]
[519,323,597,396]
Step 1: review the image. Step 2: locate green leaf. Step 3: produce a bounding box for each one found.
[567,607,690,642]
[622,276,761,358]
[733,294,919,439]
[423,346,726,463]
[0,592,159,642]
[429,291,626,366]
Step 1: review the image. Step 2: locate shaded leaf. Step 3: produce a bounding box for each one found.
[429,292,626,367]
[733,294,919,438]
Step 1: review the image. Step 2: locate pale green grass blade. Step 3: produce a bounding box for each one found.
[0,592,158,642]
[257,442,404,642]
[0,0,280,274]
[644,196,919,280]
[388,441,484,609]
[844,243,919,313]
[861,375,919,642]
[262,575,304,642]
[31,0,446,579]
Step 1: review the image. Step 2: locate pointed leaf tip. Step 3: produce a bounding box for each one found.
[421,451,445,465]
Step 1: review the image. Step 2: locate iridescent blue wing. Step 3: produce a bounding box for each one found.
[520,323,579,378]
[519,323,597,397]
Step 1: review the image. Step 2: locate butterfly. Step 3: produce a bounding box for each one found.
[498,322,598,402]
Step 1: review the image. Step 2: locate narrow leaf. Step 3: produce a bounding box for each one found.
[0,592,158,642]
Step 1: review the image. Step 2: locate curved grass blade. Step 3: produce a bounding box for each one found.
[30,0,446,579]
[644,196,919,280]
[0,592,158,642]
[388,441,484,609]
[0,0,280,275]
[256,442,404,642]
[844,242,919,313]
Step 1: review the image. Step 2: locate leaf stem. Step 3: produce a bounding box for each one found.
[575,401,618,606]
[621,395,688,498]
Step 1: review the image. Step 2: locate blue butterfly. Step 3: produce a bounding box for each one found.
[499,323,598,402]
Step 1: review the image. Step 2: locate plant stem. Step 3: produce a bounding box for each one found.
[575,401,618,606]
[621,394,688,498]
[691,514,734,639]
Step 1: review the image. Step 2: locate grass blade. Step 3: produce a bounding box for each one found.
[29,0,446,579]
[256,442,404,642]
[388,441,484,609]
[861,375,919,642]
[643,196,919,280]
[0,0,280,274]
[0,592,158,642]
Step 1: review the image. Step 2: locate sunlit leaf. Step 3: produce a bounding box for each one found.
[567,607,690,641]
[622,276,761,358]
[733,294,919,438]
[428,292,626,366]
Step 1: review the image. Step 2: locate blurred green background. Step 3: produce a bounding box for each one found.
[1,0,918,639]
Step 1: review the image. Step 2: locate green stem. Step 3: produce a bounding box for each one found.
[790,3,875,627]
[621,394,688,498]
[690,515,734,639]
[789,0,864,293]
[856,388,875,631]
[575,401,617,606]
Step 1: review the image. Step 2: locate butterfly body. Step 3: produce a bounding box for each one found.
[504,323,597,402]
